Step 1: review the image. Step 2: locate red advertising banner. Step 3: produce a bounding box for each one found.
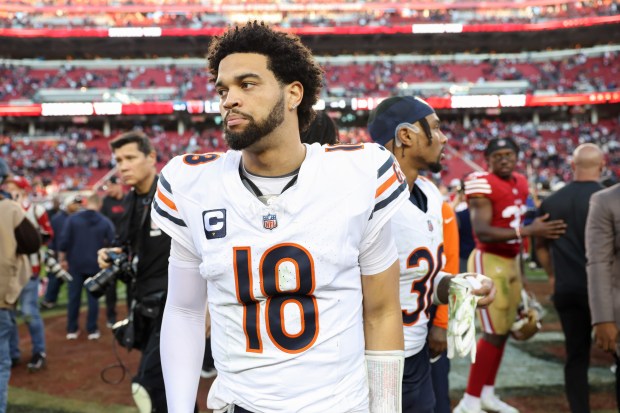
[0,91,618,117]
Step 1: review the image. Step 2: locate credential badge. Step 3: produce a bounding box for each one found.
[263,213,278,230]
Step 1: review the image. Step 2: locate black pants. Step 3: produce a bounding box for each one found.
[554,293,592,413]
[133,310,168,412]
[105,279,117,324]
[402,343,435,413]
[429,305,450,413]
[133,307,199,413]
[203,336,214,370]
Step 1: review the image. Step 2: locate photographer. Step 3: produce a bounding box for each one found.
[96,131,173,413]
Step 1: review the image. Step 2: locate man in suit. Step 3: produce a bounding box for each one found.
[585,181,620,409]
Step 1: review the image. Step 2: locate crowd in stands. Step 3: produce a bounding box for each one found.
[1,51,619,103]
[1,125,226,191]
[2,118,618,193]
[0,0,617,29]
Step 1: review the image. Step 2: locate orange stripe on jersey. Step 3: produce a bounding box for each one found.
[156,188,177,211]
[375,172,398,198]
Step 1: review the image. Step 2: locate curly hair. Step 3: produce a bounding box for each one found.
[207,21,323,132]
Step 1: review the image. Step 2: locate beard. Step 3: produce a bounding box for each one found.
[428,160,443,173]
[224,92,286,151]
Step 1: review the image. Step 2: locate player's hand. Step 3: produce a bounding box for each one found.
[526,213,567,239]
[428,325,447,358]
[593,322,619,353]
[460,273,496,307]
[97,247,122,269]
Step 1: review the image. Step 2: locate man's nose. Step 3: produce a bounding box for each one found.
[222,89,240,110]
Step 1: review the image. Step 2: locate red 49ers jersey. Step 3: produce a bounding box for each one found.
[464,171,529,258]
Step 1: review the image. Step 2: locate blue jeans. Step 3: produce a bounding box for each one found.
[67,273,99,334]
[0,309,14,413]
[8,312,19,360]
[12,278,46,355]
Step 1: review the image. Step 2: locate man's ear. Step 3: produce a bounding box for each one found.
[147,150,157,166]
[397,125,418,147]
[287,81,304,110]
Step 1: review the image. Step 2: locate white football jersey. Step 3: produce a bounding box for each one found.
[391,176,445,357]
[151,142,408,413]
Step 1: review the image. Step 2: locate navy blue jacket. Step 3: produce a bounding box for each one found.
[48,210,69,253]
[59,209,115,275]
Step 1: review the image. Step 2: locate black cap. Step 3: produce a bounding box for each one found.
[367,96,435,146]
[484,137,519,157]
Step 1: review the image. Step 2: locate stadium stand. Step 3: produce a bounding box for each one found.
[1,47,619,103]
[0,0,617,28]
[3,118,618,192]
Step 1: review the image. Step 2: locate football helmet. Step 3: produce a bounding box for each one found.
[510,289,545,341]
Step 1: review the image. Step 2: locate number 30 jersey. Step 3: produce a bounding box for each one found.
[151,142,408,413]
[464,171,529,258]
[391,177,446,357]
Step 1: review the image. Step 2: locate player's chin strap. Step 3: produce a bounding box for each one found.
[365,349,404,413]
[447,273,485,363]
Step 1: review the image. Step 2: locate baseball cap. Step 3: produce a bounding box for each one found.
[484,137,519,157]
[367,96,436,146]
[63,194,83,208]
[4,175,32,192]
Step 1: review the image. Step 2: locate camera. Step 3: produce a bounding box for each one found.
[85,250,133,298]
[44,251,73,282]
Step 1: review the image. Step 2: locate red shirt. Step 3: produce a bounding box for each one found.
[464,171,529,258]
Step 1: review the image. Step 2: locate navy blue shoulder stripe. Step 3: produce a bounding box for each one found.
[372,181,407,214]
[153,199,187,227]
[377,156,394,178]
[159,173,172,194]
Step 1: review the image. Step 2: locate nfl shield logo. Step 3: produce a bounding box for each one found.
[427,220,434,232]
[263,214,278,230]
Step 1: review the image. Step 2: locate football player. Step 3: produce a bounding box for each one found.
[153,22,410,412]
[367,96,495,413]
[454,137,566,413]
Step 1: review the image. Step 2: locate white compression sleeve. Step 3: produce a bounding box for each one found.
[365,350,404,413]
[161,240,207,412]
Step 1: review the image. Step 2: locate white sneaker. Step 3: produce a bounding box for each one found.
[200,367,217,379]
[480,393,519,413]
[453,399,484,413]
[66,331,79,340]
[88,331,101,340]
